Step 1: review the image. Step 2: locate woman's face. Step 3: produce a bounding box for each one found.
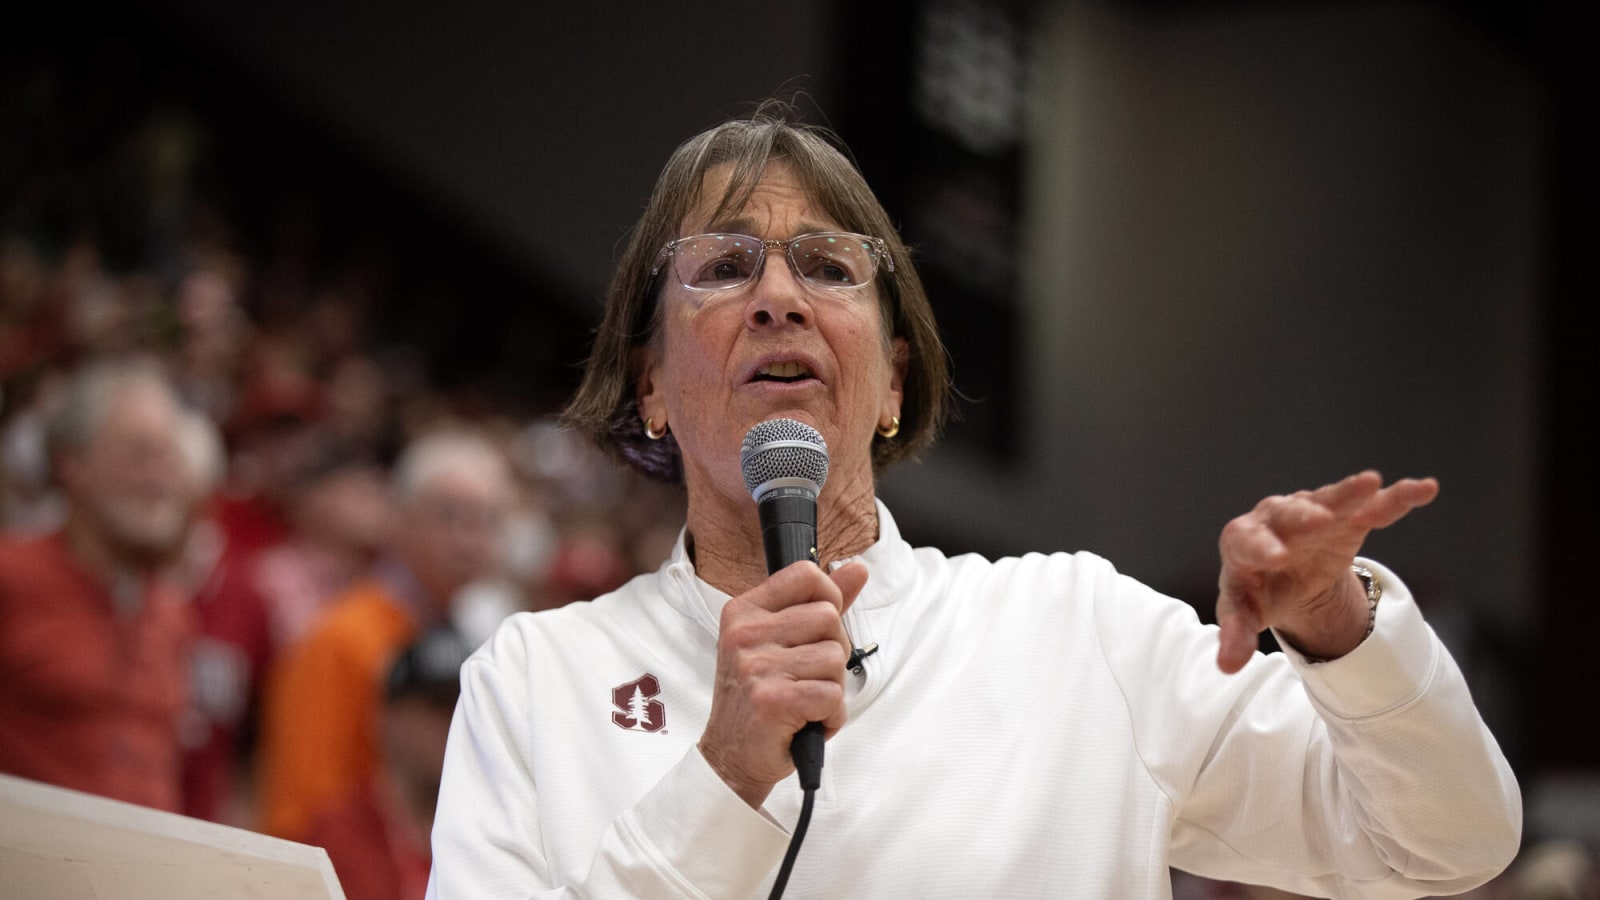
[635,161,906,506]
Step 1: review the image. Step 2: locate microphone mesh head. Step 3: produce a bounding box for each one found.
[740,418,829,499]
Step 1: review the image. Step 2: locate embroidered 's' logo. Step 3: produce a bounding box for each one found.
[611,673,666,733]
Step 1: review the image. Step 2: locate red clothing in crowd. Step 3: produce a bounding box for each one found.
[181,521,276,824]
[209,491,291,563]
[0,532,194,811]
[304,777,432,900]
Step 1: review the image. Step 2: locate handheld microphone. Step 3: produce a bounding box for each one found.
[740,418,829,791]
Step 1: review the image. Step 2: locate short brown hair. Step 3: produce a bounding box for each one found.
[562,101,950,483]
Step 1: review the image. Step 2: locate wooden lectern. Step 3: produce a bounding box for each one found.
[0,773,346,899]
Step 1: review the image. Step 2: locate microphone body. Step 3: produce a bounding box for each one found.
[741,419,830,791]
[758,484,819,572]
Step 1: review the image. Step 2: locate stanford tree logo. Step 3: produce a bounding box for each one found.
[611,673,666,733]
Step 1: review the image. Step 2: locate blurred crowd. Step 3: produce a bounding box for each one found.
[0,48,683,900]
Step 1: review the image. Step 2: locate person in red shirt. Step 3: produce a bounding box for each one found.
[0,356,201,812]
[305,623,473,900]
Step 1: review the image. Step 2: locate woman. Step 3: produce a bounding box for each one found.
[426,104,1519,898]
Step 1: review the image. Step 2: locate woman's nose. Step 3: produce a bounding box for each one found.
[744,249,811,328]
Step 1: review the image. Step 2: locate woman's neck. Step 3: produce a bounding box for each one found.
[685,465,880,597]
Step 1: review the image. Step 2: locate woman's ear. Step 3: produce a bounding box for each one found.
[631,345,661,424]
[882,337,908,422]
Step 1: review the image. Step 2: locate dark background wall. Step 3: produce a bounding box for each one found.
[8,0,1593,842]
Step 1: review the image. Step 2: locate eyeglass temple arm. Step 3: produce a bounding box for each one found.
[649,242,675,276]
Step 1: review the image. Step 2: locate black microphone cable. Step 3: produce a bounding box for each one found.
[766,732,822,900]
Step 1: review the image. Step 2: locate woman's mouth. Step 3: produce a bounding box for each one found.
[751,360,816,384]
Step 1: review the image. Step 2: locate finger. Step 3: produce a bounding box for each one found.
[1352,477,1440,530]
[1262,494,1337,542]
[755,564,857,649]
[829,561,869,616]
[1254,472,1381,545]
[720,598,841,659]
[725,630,846,684]
[1218,513,1289,572]
[774,645,851,733]
[789,678,849,732]
[741,560,841,614]
[765,638,852,682]
[749,645,850,732]
[1307,470,1384,517]
[741,669,843,729]
[764,600,850,649]
[1214,586,1263,675]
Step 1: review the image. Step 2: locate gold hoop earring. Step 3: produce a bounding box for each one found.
[877,416,900,439]
[644,417,667,441]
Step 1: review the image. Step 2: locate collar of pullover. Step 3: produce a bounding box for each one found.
[659,498,917,636]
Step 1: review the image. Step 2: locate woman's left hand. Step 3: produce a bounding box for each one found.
[1214,470,1440,674]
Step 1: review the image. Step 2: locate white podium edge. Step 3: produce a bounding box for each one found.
[0,772,346,898]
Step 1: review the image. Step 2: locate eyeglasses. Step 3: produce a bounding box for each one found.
[651,231,893,294]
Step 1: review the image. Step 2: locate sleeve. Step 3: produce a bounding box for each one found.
[1099,558,1521,899]
[426,623,793,900]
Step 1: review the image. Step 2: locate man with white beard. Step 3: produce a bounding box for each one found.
[0,356,200,812]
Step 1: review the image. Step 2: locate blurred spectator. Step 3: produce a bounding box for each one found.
[0,356,200,811]
[533,527,634,612]
[174,364,324,825]
[180,434,392,826]
[55,240,134,359]
[305,622,473,900]
[1505,839,1599,900]
[504,415,684,608]
[254,441,393,649]
[170,265,249,425]
[1,367,68,534]
[255,426,514,841]
[0,236,63,386]
[212,342,327,561]
[321,352,395,461]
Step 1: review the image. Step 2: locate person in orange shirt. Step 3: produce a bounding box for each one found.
[306,622,474,900]
[0,356,205,812]
[255,426,514,841]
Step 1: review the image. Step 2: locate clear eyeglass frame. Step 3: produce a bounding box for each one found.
[650,231,894,294]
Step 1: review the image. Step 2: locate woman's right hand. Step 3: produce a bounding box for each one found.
[698,560,868,807]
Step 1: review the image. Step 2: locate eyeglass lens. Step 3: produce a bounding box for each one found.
[671,234,878,291]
